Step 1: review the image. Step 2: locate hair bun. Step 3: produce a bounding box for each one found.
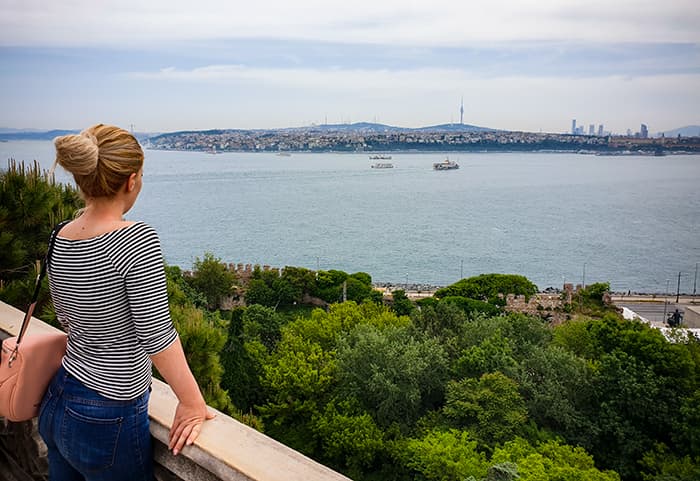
[54,131,99,176]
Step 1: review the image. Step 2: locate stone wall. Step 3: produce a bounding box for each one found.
[505,292,569,324]
[0,301,351,481]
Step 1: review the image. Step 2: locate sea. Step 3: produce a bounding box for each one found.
[2,140,699,294]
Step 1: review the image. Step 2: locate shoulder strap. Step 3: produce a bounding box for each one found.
[16,220,71,345]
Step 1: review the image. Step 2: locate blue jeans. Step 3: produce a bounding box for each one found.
[38,365,153,481]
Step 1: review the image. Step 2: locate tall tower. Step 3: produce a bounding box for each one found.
[460,97,464,125]
[571,119,577,135]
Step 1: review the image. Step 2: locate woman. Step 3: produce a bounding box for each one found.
[39,124,213,480]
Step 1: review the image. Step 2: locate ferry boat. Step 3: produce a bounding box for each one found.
[371,162,394,169]
[369,154,392,160]
[433,157,459,170]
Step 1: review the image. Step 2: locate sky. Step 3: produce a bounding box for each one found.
[1,0,699,134]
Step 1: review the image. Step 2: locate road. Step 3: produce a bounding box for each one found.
[612,295,697,325]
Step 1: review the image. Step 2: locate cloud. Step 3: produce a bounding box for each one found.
[2,0,699,47]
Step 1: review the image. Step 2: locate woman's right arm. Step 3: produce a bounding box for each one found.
[150,337,215,455]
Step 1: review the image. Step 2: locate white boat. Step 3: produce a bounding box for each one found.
[369,154,392,160]
[433,157,459,170]
[371,162,394,169]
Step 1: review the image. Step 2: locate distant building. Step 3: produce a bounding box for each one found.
[598,124,604,136]
[571,119,577,135]
[640,124,649,138]
[589,124,595,136]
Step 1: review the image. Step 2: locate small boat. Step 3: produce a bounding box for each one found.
[369,154,392,160]
[371,162,394,169]
[433,157,459,170]
[277,151,292,157]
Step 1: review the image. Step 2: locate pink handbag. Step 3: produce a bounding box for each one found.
[0,222,68,422]
[0,332,67,421]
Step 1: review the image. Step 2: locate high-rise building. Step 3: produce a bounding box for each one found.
[571,119,577,135]
[640,124,648,138]
[589,124,595,136]
[460,97,464,125]
[598,124,604,136]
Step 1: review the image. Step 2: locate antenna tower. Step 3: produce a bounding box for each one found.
[460,97,464,125]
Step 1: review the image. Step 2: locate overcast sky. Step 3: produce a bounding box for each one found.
[1,0,698,134]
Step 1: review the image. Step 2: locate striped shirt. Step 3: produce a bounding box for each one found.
[48,222,178,400]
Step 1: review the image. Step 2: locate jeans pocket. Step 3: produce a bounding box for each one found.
[62,406,123,473]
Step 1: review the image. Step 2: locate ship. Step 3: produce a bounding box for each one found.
[433,157,459,170]
[369,154,392,160]
[371,162,394,169]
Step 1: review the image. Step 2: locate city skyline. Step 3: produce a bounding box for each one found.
[1,1,698,134]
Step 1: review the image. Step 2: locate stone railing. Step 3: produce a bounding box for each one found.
[0,301,351,481]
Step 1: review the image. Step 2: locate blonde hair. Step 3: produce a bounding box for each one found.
[53,124,144,198]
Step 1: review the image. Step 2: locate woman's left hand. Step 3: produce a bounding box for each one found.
[169,400,216,455]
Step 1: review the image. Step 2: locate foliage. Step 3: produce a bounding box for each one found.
[564,282,617,317]
[187,252,237,310]
[165,264,208,308]
[443,373,528,447]
[399,429,489,481]
[0,160,82,310]
[257,327,337,451]
[492,438,621,481]
[311,399,385,477]
[245,266,301,309]
[512,345,595,448]
[640,443,700,481]
[336,324,448,428]
[312,269,376,304]
[440,295,502,316]
[220,307,265,412]
[435,274,538,304]
[549,316,700,479]
[168,304,234,413]
[390,289,415,316]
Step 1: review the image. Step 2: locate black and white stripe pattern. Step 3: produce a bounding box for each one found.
[48,222,178,400]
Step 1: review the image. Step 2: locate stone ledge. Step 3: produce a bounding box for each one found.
[0,300,351,481]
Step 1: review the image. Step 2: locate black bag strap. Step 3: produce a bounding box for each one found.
[15,220,71,346]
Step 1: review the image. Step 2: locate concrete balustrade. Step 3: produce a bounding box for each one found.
[0,301,351,481]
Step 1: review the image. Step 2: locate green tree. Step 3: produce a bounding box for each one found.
[245,266,303,309]
[187,252,236,310]
[435,274,537,305]
[398,429,489,481]
[492,438,621,481]
[244,277,277,307]
[391,289,415,316]
[241,304,285,351]
[169,304,234,413]
[314,269,349,302]
[336,324,448,428]
[165,264,208,308]
[220,307,265,412]
[257,329,337,453]
[0,160,82,310]
[513,345,595,449]
[440,296,501,317]
[455,329,518,379]
[640,443,700,481]
[311,399,385,478]
[443,373,528,447]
